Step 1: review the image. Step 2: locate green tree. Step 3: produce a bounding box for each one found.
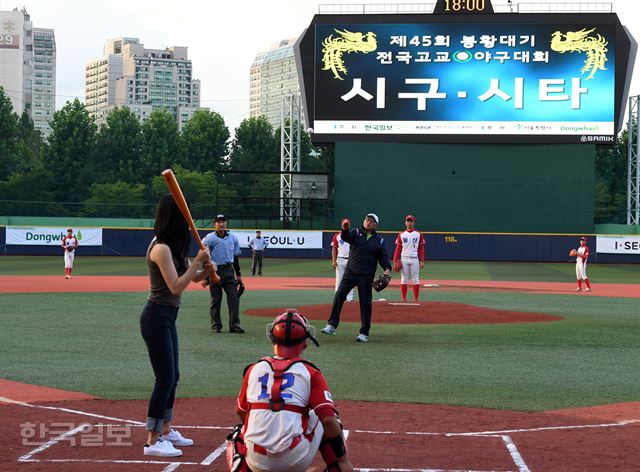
[45,99,98,202]
[14,111,45,174]
[96,107,142,182]
[149,166,236,222]
[180,109,229,172]
[0,165,55,215]
[594,129,629,223]
[0,86,20,180]
[230,116,279,171]
[80,182,149,218]
[140,109,179,182]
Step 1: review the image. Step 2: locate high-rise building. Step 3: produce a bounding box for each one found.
[32,28,56,136]
[249,38,300,127]
[0,8,56,136]
[85,37,200,129]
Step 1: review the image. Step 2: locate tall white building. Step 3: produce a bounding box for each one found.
[32,28,56,136]
[85,37,200,129]
[0,8,56,136]
[249,38,300,127]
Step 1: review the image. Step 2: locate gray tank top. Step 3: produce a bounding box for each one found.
[146,238,185,307]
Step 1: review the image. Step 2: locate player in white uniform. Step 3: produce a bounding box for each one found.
[228,310,353,472]
[393,215,425,302]
[331,219,354,302]
[574,236,592,292]
[61,228,79,279]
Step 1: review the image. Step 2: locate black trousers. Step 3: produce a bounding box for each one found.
[251,251,263,274]
[209,265,240,330]
[140,301,179,433]
[327,269,374,335]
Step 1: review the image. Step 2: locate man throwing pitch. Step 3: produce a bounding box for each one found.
[322,213,392,343]
[393,215,425,302]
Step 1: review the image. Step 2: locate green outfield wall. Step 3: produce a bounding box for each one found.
[333,142,595,233]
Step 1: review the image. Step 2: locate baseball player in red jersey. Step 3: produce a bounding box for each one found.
[331,219,354,302]
[61,228,79,279]
[228,310,353,472]
[574,236,592,292]
[393,215,425,302]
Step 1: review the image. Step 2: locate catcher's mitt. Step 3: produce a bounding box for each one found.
[392,260,402,272]
[236,280,245,298]
[372,273,391,292]
[569,249,577,257]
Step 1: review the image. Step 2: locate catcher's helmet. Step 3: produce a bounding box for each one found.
[268,310,319,357]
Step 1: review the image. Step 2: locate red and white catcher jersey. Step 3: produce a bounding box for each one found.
[331,233,350,258]
[237,357,335,454]
[396,230,424,259]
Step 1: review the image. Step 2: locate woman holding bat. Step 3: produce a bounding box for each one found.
[140,194,213,457]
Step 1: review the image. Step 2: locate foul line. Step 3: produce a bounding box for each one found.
[0,396,144,425]
[201,441,228,465]
[20,458,200,465]
[352,419,638,436]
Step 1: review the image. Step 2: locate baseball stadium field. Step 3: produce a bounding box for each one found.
[0,256,639,471]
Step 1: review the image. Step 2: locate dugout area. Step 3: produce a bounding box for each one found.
[333,142,595,234]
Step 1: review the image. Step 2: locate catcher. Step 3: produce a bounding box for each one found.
[61,227,79,279]
[227,310,353,472]
[321,213,392,343]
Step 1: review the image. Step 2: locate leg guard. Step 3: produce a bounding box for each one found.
[226,424,251,472]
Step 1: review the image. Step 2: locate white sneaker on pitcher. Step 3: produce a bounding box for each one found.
[161,429,193,446]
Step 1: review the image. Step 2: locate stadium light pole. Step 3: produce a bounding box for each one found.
[628,96,639,225]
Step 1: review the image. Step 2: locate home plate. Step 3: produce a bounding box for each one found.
[389,302,420,306]
[423,283,440,288]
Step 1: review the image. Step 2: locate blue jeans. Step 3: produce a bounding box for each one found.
[140,301,180,433]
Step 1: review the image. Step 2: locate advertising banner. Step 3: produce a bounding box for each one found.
[6,227,103,246]
[233,230,323,250]
[596,235,640,254]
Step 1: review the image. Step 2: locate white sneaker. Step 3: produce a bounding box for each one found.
[584,288,591,292]
[356,334,368,343]
[321,324,336,335]
[65,275,70,279]
[144,439,182,457]
[574,287,582,292]
[161,429,193,446]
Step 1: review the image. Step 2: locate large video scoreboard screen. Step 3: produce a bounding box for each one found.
[296,13,636,144]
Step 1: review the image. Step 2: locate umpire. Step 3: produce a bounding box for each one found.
[321,213,391,343]
[202,214,245,334]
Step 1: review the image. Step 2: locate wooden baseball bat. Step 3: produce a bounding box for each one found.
[162,169,219,284]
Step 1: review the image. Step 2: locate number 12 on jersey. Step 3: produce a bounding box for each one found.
[257,373,295,400]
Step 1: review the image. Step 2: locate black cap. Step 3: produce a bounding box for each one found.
[214,214,226,222]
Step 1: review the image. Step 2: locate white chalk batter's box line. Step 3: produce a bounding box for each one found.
[4,397,638,472]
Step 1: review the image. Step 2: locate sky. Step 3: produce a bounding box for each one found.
[4,0,640,132]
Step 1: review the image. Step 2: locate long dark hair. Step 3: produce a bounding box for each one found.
[153,194,191,274]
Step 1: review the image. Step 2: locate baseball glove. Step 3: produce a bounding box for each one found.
[569,249,577,257]
[392,260,402,272]
[66,247,75,252]
[236,280,245,298]
[372,273,391,292]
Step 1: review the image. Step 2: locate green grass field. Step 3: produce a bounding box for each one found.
[1,256,639,411]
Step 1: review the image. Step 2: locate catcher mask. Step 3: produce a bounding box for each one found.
[267,310,319,349]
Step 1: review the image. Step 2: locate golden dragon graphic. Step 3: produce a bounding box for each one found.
[321,29,377,80]
[550,28,608,80]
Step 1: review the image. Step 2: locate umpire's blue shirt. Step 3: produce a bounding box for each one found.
[202,230,240,265]
[342,227,392,276]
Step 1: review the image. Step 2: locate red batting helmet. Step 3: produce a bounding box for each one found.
[268,310,319,358]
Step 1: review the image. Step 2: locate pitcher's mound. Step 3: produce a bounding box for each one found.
[245,301,563,324]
